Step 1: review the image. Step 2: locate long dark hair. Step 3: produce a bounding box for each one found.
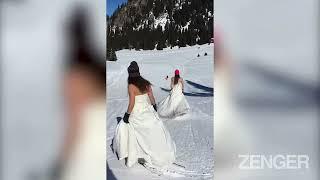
[65,6,105,88]
[128,76,151,93]
[174,74,180,85]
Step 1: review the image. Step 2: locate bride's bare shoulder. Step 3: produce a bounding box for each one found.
[128,84,138,92]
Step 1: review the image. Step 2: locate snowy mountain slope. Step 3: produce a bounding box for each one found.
[107,44,214,179]
[109,0,213,29]
[107,0,214,52]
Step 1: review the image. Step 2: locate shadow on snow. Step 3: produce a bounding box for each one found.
[160,80,214,97]
[236,61,320,109]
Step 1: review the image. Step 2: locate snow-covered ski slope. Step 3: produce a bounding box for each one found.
[107,44,214,180]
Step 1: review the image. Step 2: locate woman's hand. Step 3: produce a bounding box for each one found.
[123,112,130,123]
[152,104,157,112]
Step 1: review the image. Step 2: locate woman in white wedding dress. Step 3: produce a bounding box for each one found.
[113,61,176,168]
[158,69,190,119]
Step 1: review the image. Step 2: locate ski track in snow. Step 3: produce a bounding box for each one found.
[107,45,213,180]
[107,44,214,180]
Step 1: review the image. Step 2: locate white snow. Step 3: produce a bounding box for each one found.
[215,0,318,179]
[154,13,169,30]
[107,44,214,180]
[181,21,190,30]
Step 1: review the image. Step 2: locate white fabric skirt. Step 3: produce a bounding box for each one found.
[113,94,176,168]
[158,83,190,119]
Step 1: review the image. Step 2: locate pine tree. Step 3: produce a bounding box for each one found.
[107,48,117,61]
[107,0,213,51]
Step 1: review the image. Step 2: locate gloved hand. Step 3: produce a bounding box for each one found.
[153,104,157,112]
[123,112,130,123]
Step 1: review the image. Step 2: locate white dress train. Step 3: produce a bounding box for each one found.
[158,82,190,118]
[113,94,176,168]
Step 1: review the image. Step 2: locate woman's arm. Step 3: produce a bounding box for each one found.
[127,85,135,113]
[147,85,156,105]
[147,85,158,111]
[180,78,184,91]
[170,77,174,89]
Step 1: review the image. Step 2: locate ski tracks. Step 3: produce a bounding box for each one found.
[107,44,214,179]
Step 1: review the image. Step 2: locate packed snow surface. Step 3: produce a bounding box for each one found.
[107,44,214,180]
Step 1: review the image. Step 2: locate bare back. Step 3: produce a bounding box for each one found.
[127,84,156,113]
[171,77,184,90]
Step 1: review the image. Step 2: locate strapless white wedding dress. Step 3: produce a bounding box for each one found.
[62,100,106,180]
[113,94,176,168]
[158,82,190,119]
